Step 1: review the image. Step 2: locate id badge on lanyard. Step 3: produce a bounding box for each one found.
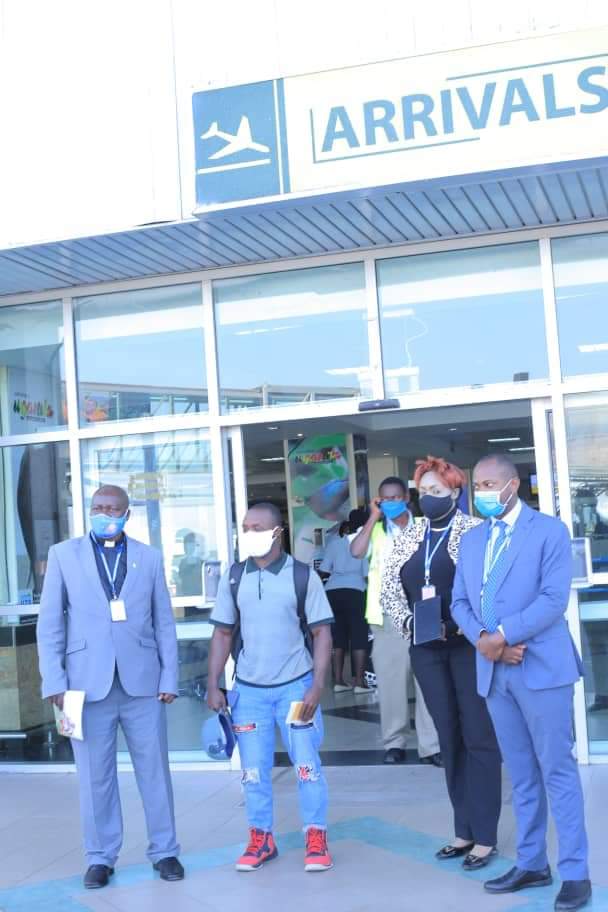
[422,519,453,600]
[98,544,127,622]
[110,599,127,621]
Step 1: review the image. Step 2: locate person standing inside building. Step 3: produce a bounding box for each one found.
[320,509,370,693]
[37,485,183,890]
[452,455,591,912]
[350,477,440,766]
[381,456,501,871]
[207,502,334,873]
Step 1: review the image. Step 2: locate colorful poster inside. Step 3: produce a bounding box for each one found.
[287,434,352,566]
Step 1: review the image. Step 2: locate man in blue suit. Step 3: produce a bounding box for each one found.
[451,455,590,912]
[37,485,184,890]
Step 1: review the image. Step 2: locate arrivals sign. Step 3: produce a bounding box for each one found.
[192,28,608,208]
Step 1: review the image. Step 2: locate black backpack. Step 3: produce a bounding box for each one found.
[229,558,312,663]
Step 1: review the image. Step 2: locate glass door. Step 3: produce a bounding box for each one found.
[560,392,608,759]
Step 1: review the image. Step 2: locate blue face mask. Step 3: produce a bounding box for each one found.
[91,511,128,539]
[474,479,515,518]
[380,500,408,521]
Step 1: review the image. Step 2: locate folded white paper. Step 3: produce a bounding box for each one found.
[53,690,85,741]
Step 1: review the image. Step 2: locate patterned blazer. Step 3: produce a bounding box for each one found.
[380,510,482,638]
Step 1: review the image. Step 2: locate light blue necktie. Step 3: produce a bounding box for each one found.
[481,520,508,633]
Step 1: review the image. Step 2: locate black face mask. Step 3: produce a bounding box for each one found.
[419,493,456,522]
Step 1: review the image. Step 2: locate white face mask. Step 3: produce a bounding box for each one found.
[242,527,279,559]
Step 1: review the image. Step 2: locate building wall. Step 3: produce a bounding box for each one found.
[1,0,608,248]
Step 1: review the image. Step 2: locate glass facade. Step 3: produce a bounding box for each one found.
[564,391,608,756]
[81,429,217,594]
[74,284,208,424]
[1,235,608,763]
[552,235,608,379]
[214,263,370,412]
[0,442,72,606]
[377,243,548,395]
[0,301,66,434]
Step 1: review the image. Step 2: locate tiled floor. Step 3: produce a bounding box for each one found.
[1,763,606,912]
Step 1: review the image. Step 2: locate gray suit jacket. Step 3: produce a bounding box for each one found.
[37,535,178,702]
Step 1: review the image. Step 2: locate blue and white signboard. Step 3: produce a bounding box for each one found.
[192,27,608,211]
[193,80,290,206]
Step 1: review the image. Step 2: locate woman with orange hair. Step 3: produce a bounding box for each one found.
[381,456,502,872]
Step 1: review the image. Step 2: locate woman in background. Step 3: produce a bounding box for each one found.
[320,509,370,693]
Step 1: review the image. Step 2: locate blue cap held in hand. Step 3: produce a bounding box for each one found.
[201,710,237,760]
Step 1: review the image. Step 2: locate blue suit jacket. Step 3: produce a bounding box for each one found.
[37,535,178,702]
[451,504,583,697]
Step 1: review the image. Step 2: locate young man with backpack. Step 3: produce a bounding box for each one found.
[207,502,334,873]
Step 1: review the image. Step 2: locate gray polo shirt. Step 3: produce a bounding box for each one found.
[320,533,368,592]
[210,553,333,687]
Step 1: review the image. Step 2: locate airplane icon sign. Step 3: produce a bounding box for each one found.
[193,79,286,203]
[201,115,271,160]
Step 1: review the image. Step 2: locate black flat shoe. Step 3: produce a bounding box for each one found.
[555,879,592,911]
[84,864,114,889]
[435,842,474,860]
[421,753,443,768]
[153,856,185,881]
[463,847,497,870]
[485,865,552,893]
[383,748,407,764]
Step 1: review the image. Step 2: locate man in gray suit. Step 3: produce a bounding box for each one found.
[37,484,184,889]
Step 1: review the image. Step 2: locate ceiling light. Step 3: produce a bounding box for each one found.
[488,437,521,443]
[267,426,279,431]
[260,457,284,463]
[578,343,608,353]
[383,452,391,457]
[449,427,458,432]
[296,433,304,438]
[509,446,535,452]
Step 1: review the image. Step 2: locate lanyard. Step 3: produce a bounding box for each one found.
[95,540,124,599]
[424,518,453,586]
[482,523,512,586]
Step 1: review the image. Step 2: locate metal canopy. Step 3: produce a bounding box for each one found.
[1,156,608,298]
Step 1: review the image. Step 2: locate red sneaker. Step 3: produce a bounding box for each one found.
[235,828,278,872]
[304,827,333,872]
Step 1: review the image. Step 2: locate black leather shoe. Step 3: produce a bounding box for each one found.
[153,856,185,881]
[421,753,443,768]
[383,748,407,764]
[555,880,592,911]
[463,847,497,871]
[435,842,474,860]
[84,865,114,889]
[485,865,552,893]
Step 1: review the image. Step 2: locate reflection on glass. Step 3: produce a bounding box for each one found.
[565,394,608,572]
[579,586,608,753]
[214,263,370,413]
[552,234,608,378]
[81,429,217,597]
[0,301,66,434]
[115,629,224,760]
[0,442,72,606]
[0,610,73,756]
[0,443,71,749]
[377,242,548,395]
[74,284,208,425]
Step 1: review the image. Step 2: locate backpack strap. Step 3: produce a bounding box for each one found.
[229,561,247,664]
[229,560,246,614]
[292,559,312,652]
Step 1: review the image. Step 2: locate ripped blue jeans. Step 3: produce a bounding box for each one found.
[231,672,328,832]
